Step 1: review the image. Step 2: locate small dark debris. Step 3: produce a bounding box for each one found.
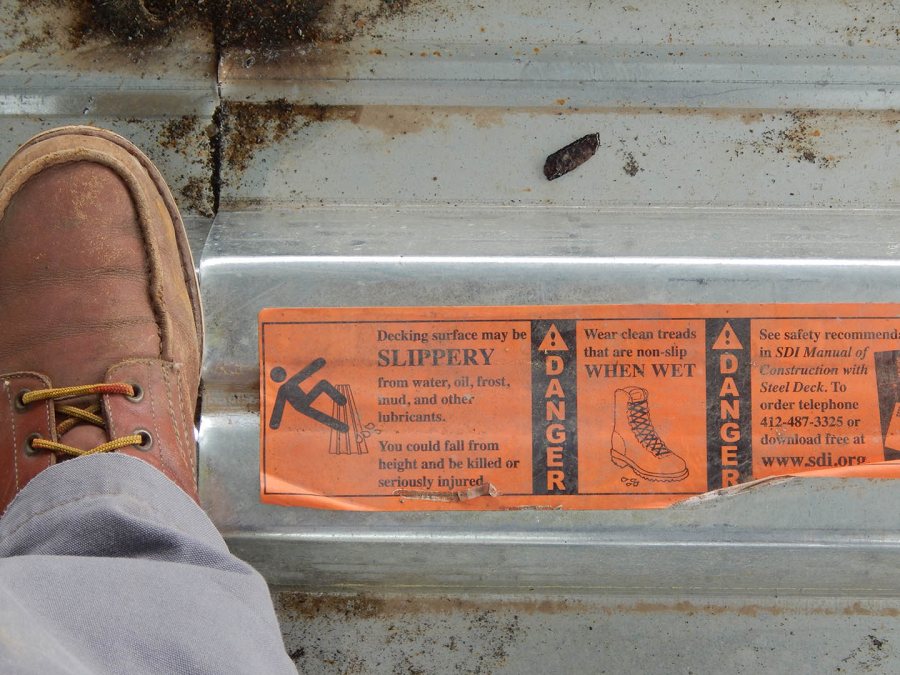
[622,152,640,177]
[68,0,192,46]
[215,0,327,51]
[737,110,839,169]
[56,0,432,51]
[543,133,600,181]
[158,115,199,153]
[180,176,213,217]
[223,99,301,173]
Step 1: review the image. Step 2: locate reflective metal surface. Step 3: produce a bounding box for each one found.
[6,0,900,668]
[199,206,900,590]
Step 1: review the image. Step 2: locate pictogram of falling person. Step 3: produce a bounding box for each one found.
[268,358,349,432]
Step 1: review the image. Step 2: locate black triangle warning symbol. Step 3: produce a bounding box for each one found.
[538,324,569,352]
[712,322,743,350]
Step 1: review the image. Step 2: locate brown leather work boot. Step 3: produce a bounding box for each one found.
[0,126,203,512]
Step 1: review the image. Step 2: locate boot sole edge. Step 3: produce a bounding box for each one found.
[610,449,689,482]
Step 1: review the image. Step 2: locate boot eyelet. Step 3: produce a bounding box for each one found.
[134,429,153,451]
[24,433,43,456]
[126,384,144,403]
[15,389,30,411]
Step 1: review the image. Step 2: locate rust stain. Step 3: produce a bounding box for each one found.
[781,111,836,167]
[223,100,362,173]
[843,602,900,617]
[277,592,386,620]
[728,110,869,169]
[297,106,508,136]
[470,108,507,128]
[621,601,778,617]
[222,44,354,80]
[584,107,900,126]
[740,111,765,125]
[354,107,434,135]
[301,105,898,126]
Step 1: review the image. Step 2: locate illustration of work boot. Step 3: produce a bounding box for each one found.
[0,126,203,513]
[610,386,688,482]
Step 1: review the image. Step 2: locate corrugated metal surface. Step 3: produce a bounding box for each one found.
[273,590,900,674]
[3,1,900,672]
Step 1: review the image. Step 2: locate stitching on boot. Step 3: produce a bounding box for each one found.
[172,365,194,477]
[161,365,190,478]
[107,359,189,487]
[70,126,204,351]
[54,129,203,356]
[4,380,19,492]
[143,363,172,479]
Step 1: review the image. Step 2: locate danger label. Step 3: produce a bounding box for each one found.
[259,304,900,510]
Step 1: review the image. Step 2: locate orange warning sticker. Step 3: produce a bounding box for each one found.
[259,304,900,510]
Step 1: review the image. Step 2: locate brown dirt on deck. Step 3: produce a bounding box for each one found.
[13,0,434,51]
[731,110,846,169]
[222,100,360,173]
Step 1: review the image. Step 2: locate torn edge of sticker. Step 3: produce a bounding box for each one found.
[676,475,797,506]
[395,483,500,502]
[678,459,900,507]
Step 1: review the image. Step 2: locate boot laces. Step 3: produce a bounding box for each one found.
[626,398,671,456]
[19,383,144,457]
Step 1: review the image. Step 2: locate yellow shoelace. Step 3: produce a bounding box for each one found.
[20,383,144,456]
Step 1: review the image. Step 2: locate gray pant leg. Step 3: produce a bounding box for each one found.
[0,453,297,674]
